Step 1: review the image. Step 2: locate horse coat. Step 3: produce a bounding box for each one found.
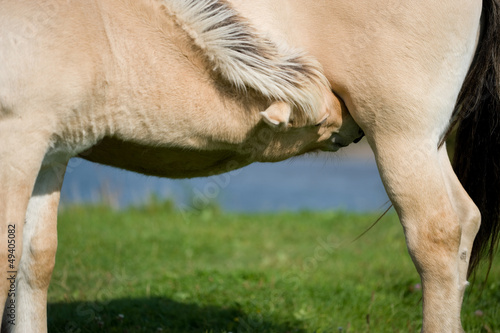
[1,0,499,332]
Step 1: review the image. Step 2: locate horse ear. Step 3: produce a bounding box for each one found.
[260,101,291,127]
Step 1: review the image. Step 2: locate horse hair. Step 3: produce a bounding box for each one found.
[449,0,500,277]
[161,0,331,125]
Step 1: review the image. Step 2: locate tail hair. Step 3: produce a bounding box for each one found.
[450,0,500,276]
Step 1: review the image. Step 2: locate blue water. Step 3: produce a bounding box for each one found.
[60,151,389,212]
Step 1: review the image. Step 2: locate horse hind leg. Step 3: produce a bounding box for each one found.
[438,145,481,303]
[370,134,474,332]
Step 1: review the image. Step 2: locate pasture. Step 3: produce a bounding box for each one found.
[48,202,500,332]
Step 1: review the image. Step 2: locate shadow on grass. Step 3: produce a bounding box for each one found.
[48,297,305,333]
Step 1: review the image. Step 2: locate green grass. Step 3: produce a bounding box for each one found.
[48,202,500,332]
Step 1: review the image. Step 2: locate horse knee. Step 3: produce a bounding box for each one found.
[17,236,56,293]
[20,235,57,289]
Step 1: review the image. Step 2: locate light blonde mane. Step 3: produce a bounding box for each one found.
[161,0,331,123]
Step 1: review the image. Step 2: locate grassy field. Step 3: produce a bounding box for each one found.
[48,202,500,332]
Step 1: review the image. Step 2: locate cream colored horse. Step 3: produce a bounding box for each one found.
[1,0,499,332]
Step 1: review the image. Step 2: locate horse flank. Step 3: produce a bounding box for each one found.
[161,0,332,124]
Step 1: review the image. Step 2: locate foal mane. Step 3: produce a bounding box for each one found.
[161,0,331,124]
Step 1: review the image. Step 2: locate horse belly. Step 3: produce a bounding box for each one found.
[80,137,248,179]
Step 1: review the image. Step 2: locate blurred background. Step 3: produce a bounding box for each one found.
[60,139,390,213]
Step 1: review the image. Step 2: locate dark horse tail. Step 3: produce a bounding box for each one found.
[449,0,500,275]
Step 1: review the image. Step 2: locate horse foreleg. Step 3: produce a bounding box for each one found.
[371,136,475,332]
[6,162,67,333]
[0,118,52,332]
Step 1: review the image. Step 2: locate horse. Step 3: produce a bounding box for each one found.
[0,0,499,331]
